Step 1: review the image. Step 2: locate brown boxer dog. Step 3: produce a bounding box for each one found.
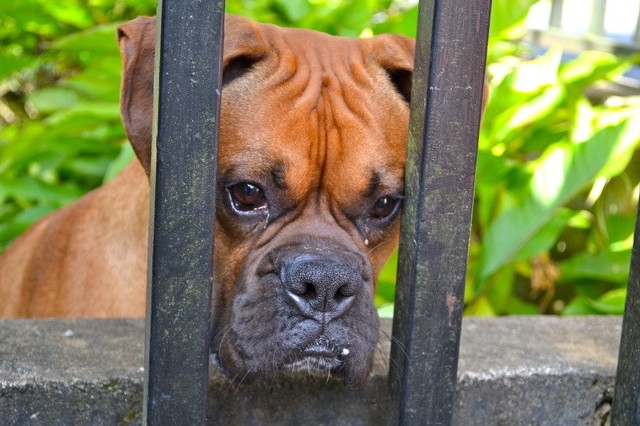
[0,15,413,385]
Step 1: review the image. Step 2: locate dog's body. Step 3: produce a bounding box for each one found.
[0,161,149,317]
[0,16,414,385]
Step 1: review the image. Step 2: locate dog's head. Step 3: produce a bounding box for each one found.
[117,15,414,386]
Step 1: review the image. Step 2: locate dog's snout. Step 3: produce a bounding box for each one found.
[281,256,361,319]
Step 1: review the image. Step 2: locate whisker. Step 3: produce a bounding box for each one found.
[367,240,386,255]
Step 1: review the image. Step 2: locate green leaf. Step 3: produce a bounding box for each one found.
[376,303,394,318]
[273,0,311,23]
[490,84,566,145]
[103,143,135,183]
[28,87,80,113]
[503,296,539,315]
[559,51,629,89]
[464,295,496,317]
[483,264,515,313]
[42,2,93,29]
[480,118,640,280]
[562,295,599,316]
[63,57,122,101]
[513,208,573,261]
[377,250,398,286]
[489,0,541,41]
[53,23,121,54]
[560,249,631,283]
[0,203,58,249]
[0,53,37,80]
[372,5,418,37]
[0,176,82,204]
[587,289,626,314]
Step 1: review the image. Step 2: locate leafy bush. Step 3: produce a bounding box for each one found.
[377,0,640,317]
[0,0,156,245]
[1,0,638,316]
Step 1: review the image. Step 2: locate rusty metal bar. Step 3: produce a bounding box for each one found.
[388,0,492,424]
[143,0,225,424]
[611,188,640,425]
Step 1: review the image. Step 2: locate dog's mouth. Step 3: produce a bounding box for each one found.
[210,337,351,380]
[284,338,350,374]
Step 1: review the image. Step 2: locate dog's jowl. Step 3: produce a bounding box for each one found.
[0,15,414,386]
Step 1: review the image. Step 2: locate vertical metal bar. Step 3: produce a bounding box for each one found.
[634,5,640,47]
[589,0,606,36]
[143,1,225,424]
[611,189,640,426]
[549,0,564,29]
[388,0,491,424]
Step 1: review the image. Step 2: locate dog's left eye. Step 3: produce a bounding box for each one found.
[228,182,268,212]
[370,196,402,220]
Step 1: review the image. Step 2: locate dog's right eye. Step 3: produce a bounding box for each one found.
[227,182,268,212]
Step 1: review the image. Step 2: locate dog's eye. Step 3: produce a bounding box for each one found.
[370,196,402,220]
[228,182,268,212]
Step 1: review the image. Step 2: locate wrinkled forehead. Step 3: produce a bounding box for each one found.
[218,32,409,203]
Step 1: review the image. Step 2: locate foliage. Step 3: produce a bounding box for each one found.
[0,0,156,245]
[1,0,638,317]
[376,0,640,317]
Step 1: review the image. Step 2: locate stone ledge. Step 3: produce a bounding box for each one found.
[0,316,621,425]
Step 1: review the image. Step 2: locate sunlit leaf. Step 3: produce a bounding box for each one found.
[480,119,640,280]
[464,295,496,317]
[489,0,541,41]
[559,51,629,89]
[586,288,627,314]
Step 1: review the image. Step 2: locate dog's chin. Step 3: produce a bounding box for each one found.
[210,338,369,387]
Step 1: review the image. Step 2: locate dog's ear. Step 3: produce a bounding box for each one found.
[117,15,268,174]
[370,35,490,116]
[222,15,269,86]
[369,34,415,104]
[117,16,156,174]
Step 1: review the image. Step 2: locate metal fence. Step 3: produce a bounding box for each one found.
[142,0,640,425]
[527,0,640,56]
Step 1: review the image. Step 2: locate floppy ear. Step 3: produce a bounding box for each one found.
[117,15,268,174]
[368,34,415,104]
[117,16,156,174]
[221,15,269,86]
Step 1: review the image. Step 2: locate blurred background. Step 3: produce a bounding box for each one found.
[0,0,638,317]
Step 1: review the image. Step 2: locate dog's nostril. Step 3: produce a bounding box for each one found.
[302,282,317,299]
[335,284,352,301]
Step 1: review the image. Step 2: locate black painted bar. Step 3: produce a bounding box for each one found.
[143,1,225,424]
[389,0,492,424]
[611,189,640,426]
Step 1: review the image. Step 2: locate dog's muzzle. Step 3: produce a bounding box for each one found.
[211,239,379,386]
[280,253,361,322]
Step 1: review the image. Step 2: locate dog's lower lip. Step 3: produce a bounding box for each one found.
[302,346,338,358]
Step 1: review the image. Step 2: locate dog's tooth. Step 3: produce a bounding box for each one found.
[341,348,349,357]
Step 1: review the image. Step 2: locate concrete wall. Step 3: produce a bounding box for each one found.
[0,317,620,425]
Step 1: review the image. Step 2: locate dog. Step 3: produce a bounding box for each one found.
[0,15,414,386]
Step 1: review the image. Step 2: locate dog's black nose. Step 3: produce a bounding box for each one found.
[281,255,361,319]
